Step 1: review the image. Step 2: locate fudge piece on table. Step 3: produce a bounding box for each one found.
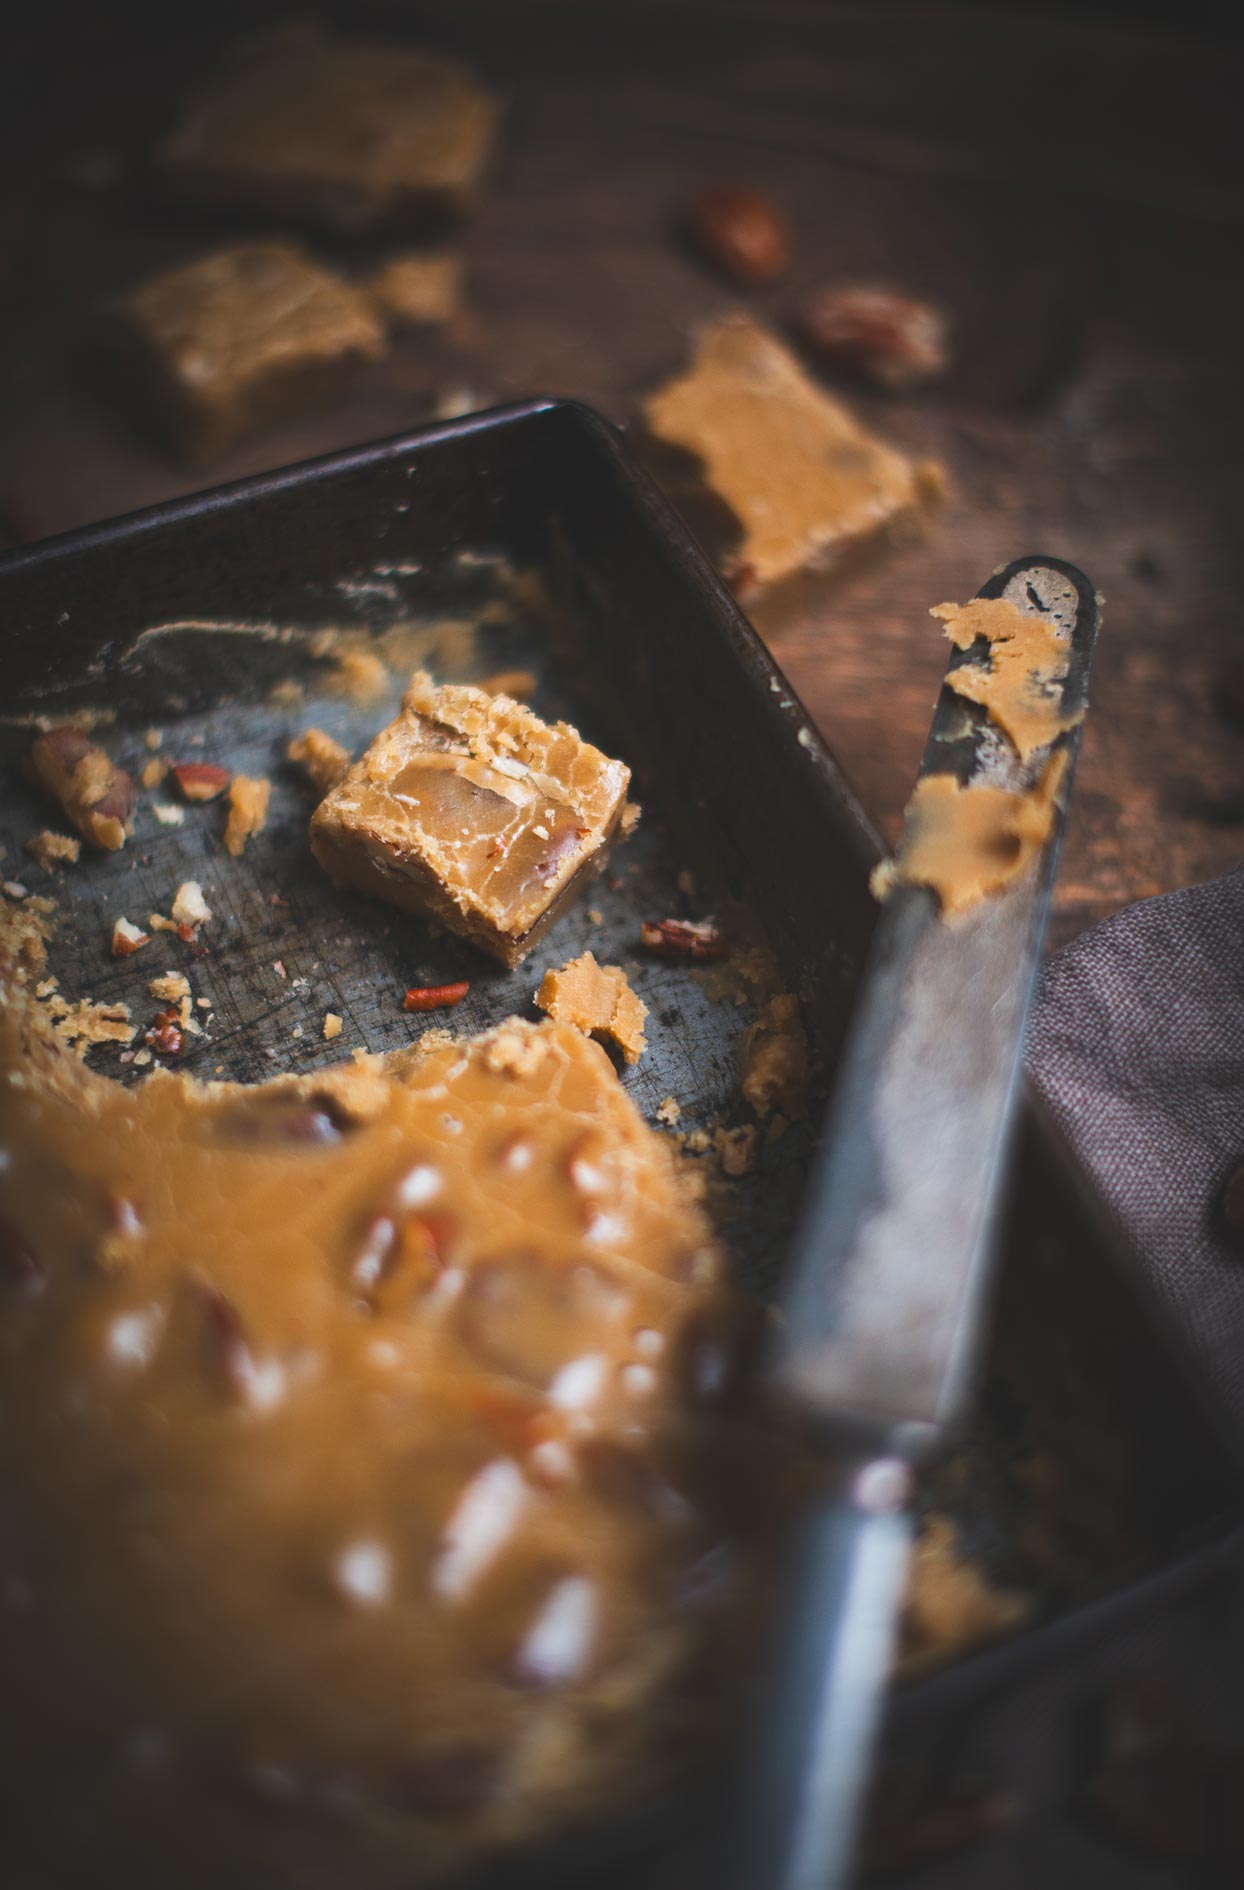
[642,316,940,589]
[536,951,648,1064]
[161,23,500,234]
[311,673,632,967]
[113,242,386,463]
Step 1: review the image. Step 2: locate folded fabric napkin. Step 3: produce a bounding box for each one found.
[1026,864,1244,1430]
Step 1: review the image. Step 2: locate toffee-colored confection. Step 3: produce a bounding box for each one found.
[368,253,463,327]
[871,753,1067,920]
[740,993,809,1120]
[114,242,386,464]
[27,727,136,852]
[311,673,631,967]
[222,774,271,856]
[162,24,501,235]
[0,906,764,1888]
[642,317,937,588]
[536,950,648,1064]
[289,726,353,794]
[933,597,1083,762]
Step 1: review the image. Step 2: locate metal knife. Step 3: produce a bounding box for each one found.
[734,555,1099,1890]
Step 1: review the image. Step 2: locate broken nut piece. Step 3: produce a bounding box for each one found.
[111,917,150,958]
[170,762,232,803]
[27,728,137,852]
[640,918,729,963]
[799,285,948,390]
[686,184,791,286]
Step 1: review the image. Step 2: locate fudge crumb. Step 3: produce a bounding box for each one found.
[368,252,462,328]
[322,1012,343,1041]
[35,978,58,998]
[535,951,648,1065]
[478,669,537,702]
[152,802,186,827]
[140,758,168,791]
[685,1128,712,1154]
[587,908,604,926]
[655,1096,681,1126]
[111,917,150,957]
[143,729,162,751]
[149,973,191,1004]
[45,996,135,1056]
[223,775,271,857]
[481,1022,551,1078]
[329,648,389,703]
[171,880,211,928]
[741,993,810,1120]
[24,831,81,871]
[619,802,642,838]
[715,1123,759,1176]
[288,727,352,794]
[270,678,304,709]
[133,1047,153,1067]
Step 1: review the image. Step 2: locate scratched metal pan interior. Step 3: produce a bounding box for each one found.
[0,402,1238,1889]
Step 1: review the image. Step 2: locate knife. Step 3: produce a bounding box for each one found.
[734,555,1099,1890]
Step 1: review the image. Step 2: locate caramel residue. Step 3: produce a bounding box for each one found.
[223,775,271,857]
[535,951,648,1066]
[875,753,1067,920]
[44,996,135,1055]
[740,993,809,1120]
[899,1514,1033,1678]
[288,727,352,795]
[23,831,80,871]
[715,1124,759,1177]
[933,597,1082,763]
[642,318,935,587]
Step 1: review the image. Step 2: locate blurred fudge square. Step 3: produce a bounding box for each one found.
[113,242,385,465]
[161,23,501,234]
[310,673,632,967]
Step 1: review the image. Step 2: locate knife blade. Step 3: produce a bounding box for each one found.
[734,555,1098,1890]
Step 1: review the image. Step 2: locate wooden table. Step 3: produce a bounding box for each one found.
[2,1,1241,948]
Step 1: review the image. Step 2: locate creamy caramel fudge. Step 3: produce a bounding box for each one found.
[536,951,648,1064]
[162,24,501,235]
[0,905,764,1889]
[933,597,1083,762]
[642,317,938,588]
[871,754,1067,920]
[311,674,632,966]
[114,242,386,464]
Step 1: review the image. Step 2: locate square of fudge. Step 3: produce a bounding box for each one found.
[310,674,632,967]
[161,23,500,234]
[113,242,386,464]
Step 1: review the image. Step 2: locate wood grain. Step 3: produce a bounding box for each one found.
[1,2,1240,948]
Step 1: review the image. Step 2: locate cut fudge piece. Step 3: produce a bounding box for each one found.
[642,317,938,588]
[162,24,501,235]
[536,950,648,1064]
[113,242,386,464]
[367,252,463,328]
[310,673,632,967]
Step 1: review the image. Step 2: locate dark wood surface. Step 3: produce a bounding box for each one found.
[2,2,1241,948]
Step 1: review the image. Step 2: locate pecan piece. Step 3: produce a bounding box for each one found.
[170,762,231,802]
[28,727,137,851]
[799,285,948,390]
[686,183,791,285]
[146,1009,184,1057]
[640,918,729,962]
[403,981,469,1013]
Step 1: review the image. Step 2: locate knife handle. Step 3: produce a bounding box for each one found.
[733,1462,913,1890]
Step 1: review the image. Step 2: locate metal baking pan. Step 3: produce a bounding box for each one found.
[0,400,1238,1886]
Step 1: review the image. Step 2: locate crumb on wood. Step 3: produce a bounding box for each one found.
[329,648,389,702]
[171,880,211,928]
[149,973,191,1003]
[322,1012,343,1041]
[24,831,81,871]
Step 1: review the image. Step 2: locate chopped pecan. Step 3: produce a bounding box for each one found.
[170,762,231,802]
[799,285,948,390]
[111,917,150,957]
[146,1009,184,1057]
[687,183,791,285]
[403,981,469,1013]
[640,917,729,962]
